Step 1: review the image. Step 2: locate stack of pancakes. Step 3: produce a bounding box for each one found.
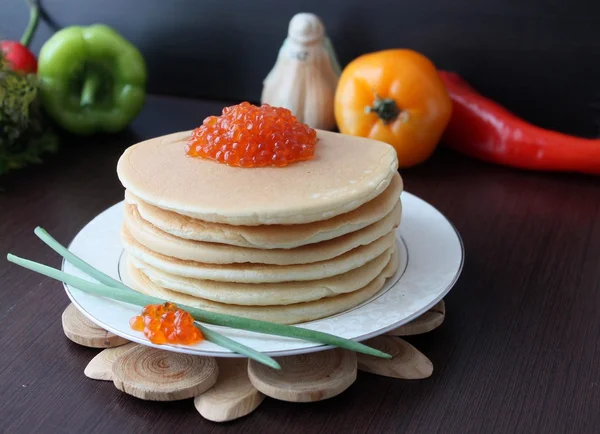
[117,130,401,324]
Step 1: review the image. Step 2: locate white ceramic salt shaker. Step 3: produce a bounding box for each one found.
[261,13,340,130]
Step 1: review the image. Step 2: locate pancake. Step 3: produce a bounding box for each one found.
[124,198,401,265]
[128,246,394,306]
[121,225,397,283]
[117,129,399,225]
[124,173,403,249]
[124,247,400,324]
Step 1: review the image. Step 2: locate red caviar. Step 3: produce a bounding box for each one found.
[129,302,203,345]
[186,102,317,167]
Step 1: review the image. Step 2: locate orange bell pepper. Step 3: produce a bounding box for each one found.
[334,49,452,168]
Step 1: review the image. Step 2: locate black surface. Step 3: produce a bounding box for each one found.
[0,95,599,433]
[2,0,600,136]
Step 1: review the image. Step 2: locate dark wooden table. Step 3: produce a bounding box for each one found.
[1,96,599,434]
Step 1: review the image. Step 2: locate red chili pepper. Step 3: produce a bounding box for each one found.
[439,71,600,175]
[1,1,40,73]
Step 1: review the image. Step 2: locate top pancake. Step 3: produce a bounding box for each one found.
[117,129,399,225]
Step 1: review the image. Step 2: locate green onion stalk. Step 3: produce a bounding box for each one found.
[7,228,391,364]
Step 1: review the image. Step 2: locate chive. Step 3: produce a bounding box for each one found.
[34,228,392,359]
[7,253,280,370]
[196,324,279,369]
[34,227,130,291]
[7,253,391,359]
[196,324,280,369]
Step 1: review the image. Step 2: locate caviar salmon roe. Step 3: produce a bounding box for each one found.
[186,102,317,167]
[129,302,203,345]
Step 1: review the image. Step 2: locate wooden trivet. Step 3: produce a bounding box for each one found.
[84,343,139,381]
[387,300,445,336]
[194,358,264,422]
[112,345,219,401]
[67,299,446,421]
[62,303,129,348]
[357,335,433,379]
[248,349,357,402]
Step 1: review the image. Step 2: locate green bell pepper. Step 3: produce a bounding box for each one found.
[38,25,147,135]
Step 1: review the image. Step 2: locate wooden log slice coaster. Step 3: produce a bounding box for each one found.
[387,300,446,336]
[357,335,433,379]
[84,343,139,381]
[194,358,264,422]
[112,346,219,401]
[62,303,129,348]
[248,349,357,402]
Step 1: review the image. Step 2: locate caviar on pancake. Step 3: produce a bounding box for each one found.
[186,102,317,167]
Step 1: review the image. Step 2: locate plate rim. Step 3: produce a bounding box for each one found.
[62,191,464,357]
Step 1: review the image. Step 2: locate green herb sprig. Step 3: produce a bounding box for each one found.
[0,55,58,176]
[7,228,391,365]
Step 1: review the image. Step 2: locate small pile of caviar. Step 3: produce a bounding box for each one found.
[129,302,203,345]
[186,102,317,167]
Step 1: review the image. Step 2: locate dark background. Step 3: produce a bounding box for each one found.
[2,0,600,136]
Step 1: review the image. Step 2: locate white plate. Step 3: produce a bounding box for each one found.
[63,192,463,357]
